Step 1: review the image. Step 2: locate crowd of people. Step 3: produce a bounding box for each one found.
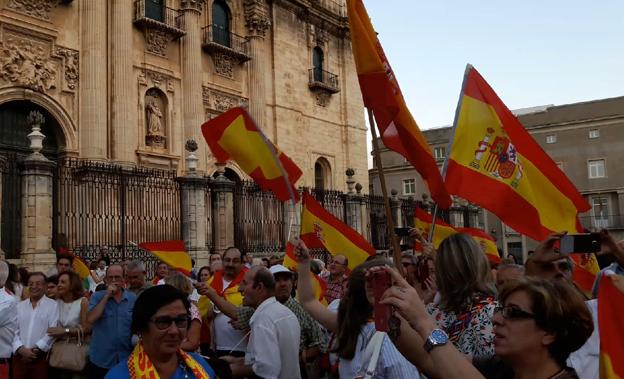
[0,228,622,379]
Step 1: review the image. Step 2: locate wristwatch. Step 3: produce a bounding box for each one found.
[423,329,448,352]
[65,328,70,334]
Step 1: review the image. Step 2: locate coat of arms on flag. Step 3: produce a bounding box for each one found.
[470,127,524,188]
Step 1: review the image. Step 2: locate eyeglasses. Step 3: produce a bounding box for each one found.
[150,315,190,330]
[494,305,535,320]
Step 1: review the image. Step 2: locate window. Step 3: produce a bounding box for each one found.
[589,129,600,139]
[145,0,164,22]
[546,135,557,144]
[402,179,416,195]
[591,197,609,228]
[434,146,446,159]
[313,47,324,82]
[212,0,231,47]
[314,157,331,190]
[588,159,606,178]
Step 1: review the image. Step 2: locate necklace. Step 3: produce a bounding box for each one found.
[179,362,189,379]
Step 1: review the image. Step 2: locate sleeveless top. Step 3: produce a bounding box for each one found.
[58,298,83,328]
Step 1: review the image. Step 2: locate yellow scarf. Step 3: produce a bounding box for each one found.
[127,343,212,379]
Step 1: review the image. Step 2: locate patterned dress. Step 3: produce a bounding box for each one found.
[426,293,498,359]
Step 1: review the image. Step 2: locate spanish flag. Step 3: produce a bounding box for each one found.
[598,274,624,379]
[444,65,590,242]
[457,227,501,264]
[139,240,192,276]
[570,253,600,297]
[413,208,457,249]
[202,107,302,202]
[300,192,374,270]
[346,0,451,209]
[72,256,91,280]
[284,242,328,305]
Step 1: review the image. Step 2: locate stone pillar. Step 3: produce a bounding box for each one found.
[80,0,108,159]
[111,0,137,163]
[180,0,206,171]
[356,183,371,242]
[179,144,210,267]
[244,0,271,131]
[617,190,624,222]
[390,189,402,227]
[344,169,363,234]
[0,155,5,259]
[211,164,235,253]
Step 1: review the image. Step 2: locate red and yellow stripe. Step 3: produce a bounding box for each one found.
[571,253,600,297]
[413,208,457,249]
[457,227,501,264]
[284,242,328,306]
[445,66,589,242]
[139,240,192,276]
[598,274,624,379]
[346,0,451,209]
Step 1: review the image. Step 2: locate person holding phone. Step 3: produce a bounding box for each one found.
[294,239,419,379]
[86,265,137,379]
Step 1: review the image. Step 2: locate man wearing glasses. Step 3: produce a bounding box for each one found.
[320,254,348,304]
[87,264,137,379]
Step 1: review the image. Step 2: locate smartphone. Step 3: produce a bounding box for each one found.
[394,227,411,237]
[370,271,392,332]
[560,233,601,254]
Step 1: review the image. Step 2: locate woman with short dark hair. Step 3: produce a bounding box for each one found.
[105,285,215,379]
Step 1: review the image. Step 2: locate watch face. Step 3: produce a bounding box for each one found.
[430,329,448,345]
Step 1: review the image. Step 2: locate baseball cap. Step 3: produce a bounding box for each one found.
[269,264,293,276]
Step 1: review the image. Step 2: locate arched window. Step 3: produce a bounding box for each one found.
[314,157,331,190]
[212,0,231,47]
[145,0,164,22]
[313,47,324,82]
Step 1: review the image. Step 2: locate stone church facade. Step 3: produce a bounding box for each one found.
[0,0,368,269]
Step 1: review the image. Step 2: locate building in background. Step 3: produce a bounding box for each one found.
[369,96,624,262]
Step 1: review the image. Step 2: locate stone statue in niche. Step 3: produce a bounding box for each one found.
[145,89,167,148]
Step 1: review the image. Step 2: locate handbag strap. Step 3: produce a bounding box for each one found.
[361,331,385,379]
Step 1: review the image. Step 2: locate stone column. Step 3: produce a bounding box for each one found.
[179,144,210,267]
[111,0,137,163]
[618,190,624,224]
[357,184,371,242]
[390,189,402,227]
[0,155,5,259]
[80,0,108,159]
[180,0,206,171]
[211,164,235,253]
[244,0,271,131]
[344,169,363,234]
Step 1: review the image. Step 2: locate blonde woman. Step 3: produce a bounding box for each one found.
[164,273,201,352]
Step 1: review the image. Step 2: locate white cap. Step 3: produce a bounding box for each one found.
[269,264,293,276]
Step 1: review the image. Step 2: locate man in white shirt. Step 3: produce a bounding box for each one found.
[0,260,17,378]
[12,272,59,379]
[233,266,301,379]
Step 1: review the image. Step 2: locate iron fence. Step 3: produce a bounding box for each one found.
[309,187,346,222]
[0,152,22,259]
[366,194,389,250]
[400,197,418,228]
[202,25,250,57]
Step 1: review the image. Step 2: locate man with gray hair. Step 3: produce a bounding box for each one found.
[0,260,17,378]
[495,263,525,291]
[125,260,150,296]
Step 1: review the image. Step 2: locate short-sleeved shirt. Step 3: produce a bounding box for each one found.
[89,290,136,368]
[591,262,624,298]
[104,352,215,379]
[426,294,497,359]
[234,297,325,351]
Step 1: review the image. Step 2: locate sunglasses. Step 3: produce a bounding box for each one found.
[150,315,190,330]
[494,305,535,320]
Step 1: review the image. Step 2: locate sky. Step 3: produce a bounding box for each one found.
[362,0,624,167]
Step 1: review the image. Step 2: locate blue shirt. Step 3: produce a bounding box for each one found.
[104,352,215,379]
[591,262,624,298]
[89,290,136,368]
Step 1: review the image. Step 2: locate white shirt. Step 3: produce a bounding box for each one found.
[214,278,247,352]
[568,299,599,379]
[0,288,17,358]
[13,295,59,352]
[245,297,301,379]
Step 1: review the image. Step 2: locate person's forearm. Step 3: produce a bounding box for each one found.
[297,261,315,303]
[393,317,437,377]
[87,295,109,324]
[205,291,238,319]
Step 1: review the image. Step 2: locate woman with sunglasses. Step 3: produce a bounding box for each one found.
[381,268,593,379]
[105,285,215,379]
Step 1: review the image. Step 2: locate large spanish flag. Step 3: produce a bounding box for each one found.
[284,242,328,305]
[413,208,457,249]
[570,253,600,297]
[458,227,501,264]
[201,107,302,202]
[300,192,374,270]
[444,66,590,241]
[346,0,451,209]
[139,240,192,276]
[598,274,624,379]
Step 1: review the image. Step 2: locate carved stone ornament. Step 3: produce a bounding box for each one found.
[214,92,238,112]
[139,69,174,92]
[7,0,57,20]
[0,38,57,92]
[314,91,331,107]
[180,0,204,11]
[202,86,210,105]
[243,0,271,37]
[145,29,169,56]
[54,47,79,90]
[145,88,167,148]
[214,53,234,79]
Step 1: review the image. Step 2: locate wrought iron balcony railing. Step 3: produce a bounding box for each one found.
[578,214,624,230]
[133,0,185,38]
[202,25,251,62]
[308,68,340,93]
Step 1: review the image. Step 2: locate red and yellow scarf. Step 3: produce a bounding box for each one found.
[208,268,248,306]
[128,343,211,379]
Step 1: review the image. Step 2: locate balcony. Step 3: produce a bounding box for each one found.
[578,214,624,230]
[202,25,251,62]
[308,68,340,94]
[133,0,185,39]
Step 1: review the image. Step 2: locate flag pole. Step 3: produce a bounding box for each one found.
[368,108,404,276]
